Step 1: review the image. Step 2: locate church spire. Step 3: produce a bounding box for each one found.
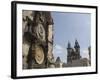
[88,46,91,65]
[74,39,80,48]
[68,41,71,49]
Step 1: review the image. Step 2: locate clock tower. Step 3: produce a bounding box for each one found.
[23,11,54,69]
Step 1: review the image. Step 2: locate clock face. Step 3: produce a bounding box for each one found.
[35,45,45,64]
[36,24,45,42]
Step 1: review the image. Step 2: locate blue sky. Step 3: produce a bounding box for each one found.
[52,12,91,63]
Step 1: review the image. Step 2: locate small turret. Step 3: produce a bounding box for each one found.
[67,41,72,54]
[67,41,72,63]
[74,39,81,59]
[88,46,91,65]
[56,57,61,63]
[88,46,91,58]
[55,57,62,68]
[68,41,71,48]
[74,40,80,52]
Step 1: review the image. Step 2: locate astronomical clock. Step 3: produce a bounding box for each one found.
[23,11,54,69]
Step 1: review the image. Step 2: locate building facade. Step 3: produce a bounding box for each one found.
[22,11,55,69]
[67,40,81,63]
[63,40,90,67]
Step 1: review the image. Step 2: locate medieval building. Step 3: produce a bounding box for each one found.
[55,57,63,68]
[67,40,81,63]
[22,10,91,69]
[63,40,90,67]
[88,46,91,65]
[22,11,55,69]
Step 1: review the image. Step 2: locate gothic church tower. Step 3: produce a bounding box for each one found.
[74,40,81,59]
[67,40,81,63]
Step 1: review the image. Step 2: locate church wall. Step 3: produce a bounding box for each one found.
[63,58,90,67]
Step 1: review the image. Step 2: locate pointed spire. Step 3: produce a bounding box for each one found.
[74,39,80,48]
[88,46,91,56]
[67,41,71,49]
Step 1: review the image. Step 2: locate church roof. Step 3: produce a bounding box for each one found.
[56,57,61,63]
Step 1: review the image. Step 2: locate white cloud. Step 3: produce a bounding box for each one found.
[54,44,63,50]
[81,49,89,59]
[53,44,67,63]
[53,44,67,54]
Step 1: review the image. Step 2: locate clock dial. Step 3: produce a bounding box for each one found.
[35,45,44,64]
[36,24,45,42]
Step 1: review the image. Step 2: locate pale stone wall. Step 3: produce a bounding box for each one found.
[22,10,33,36]
[47,25,53,62]
[22,11,33,69]
[22,11,54,69]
